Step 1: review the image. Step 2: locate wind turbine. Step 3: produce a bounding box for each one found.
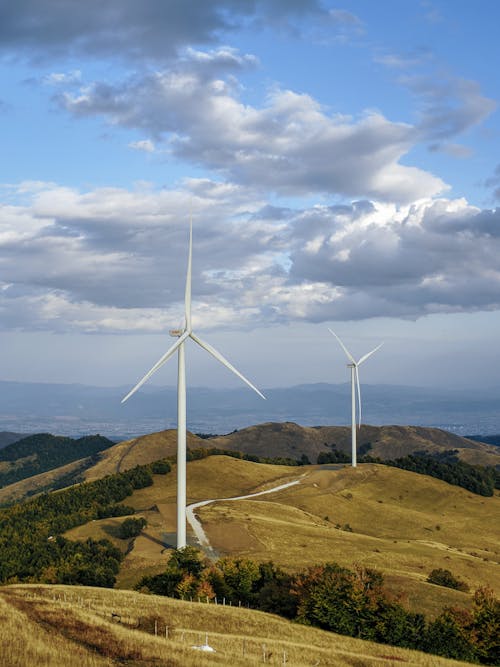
[328,329,382,468]
[122,222,265,549]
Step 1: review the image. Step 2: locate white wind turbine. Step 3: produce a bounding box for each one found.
[122,222,265,549]
[328,329,383,468]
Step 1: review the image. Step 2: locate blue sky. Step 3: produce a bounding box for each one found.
[1,0,500,393]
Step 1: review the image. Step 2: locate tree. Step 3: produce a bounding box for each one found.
[427,568,469,592]
[119,517,146,539]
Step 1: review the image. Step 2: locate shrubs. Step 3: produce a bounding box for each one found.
[118,517,146,539]
[151,459,171,474]
[386,451,496,496]
[137,548,500,664]
[427,568,469,592]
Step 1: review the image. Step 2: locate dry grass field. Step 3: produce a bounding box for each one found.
[195,461,500,616]
[63,456,500,617]
[206,422,499,465]
[84,429,203,481]
[0,584,477,667]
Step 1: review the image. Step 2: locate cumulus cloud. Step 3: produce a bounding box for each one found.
[2,181,500,333]
[58,56,447,203]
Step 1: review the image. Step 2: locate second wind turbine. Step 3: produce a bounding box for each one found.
[328,329,383,468]
[122,221,265,549]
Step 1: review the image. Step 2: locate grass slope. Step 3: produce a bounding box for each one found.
[0,457,90,506]
[64,456,500,617]
[207,422,500,466]
[0,422,497,506]
[0,584,474,667]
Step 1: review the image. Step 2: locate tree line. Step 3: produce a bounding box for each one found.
[0,461,164,586]
[0,433,115,488]
[318,446,499,496]
[138,547,499,665]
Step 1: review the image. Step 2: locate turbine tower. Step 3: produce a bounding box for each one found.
[122,221,265,549]
[328,329,382,468]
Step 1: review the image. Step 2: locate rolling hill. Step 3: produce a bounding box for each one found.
[61,455,500,620]
[207,422,500,467]
[0,422,498,507]
[0,584,475,667]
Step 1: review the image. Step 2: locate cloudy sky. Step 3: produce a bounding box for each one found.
[1,0,500,393]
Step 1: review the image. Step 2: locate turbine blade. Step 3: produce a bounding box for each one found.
[121,331,190,403]
[357,342,383,366]
[190,332,266,400]
[328,328,356,364]
[184,218,193,331]
[355,365,362,428]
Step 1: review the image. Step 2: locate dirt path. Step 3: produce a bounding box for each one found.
[186,476,304,548]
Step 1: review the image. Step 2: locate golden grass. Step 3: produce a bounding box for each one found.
[0,458,88,506]
[0,584,476,667]
[84,429,203,481]
[67,456,498,620]
[207,422,499,466]
[194,463,499,616]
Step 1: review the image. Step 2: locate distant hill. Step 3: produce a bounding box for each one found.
[206,422,500,468]
[468,433,500,447]
[0,431,28,449]
[2,379,500,437]
[0,422,498,506]
[0,433,115,489]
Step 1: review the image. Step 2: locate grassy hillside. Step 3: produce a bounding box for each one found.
[0,457,90,506]
[0,584,475,667]
[63,456,500,618]
[207,422,500,466]
[84,429,203,481]
[0,422,497,506]
[194,462,499,616]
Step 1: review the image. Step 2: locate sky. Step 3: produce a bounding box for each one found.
[1,0,500,393]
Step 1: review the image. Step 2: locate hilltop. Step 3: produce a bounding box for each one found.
[207,422,500,466]
[0,422,498,506]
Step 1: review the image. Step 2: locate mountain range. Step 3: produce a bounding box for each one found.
[1,380,500,438]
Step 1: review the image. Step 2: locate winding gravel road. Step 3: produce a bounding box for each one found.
[186,477,304,548]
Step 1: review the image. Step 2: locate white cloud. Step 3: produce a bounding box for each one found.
[59,59,448,203]
[2,181,500,333]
